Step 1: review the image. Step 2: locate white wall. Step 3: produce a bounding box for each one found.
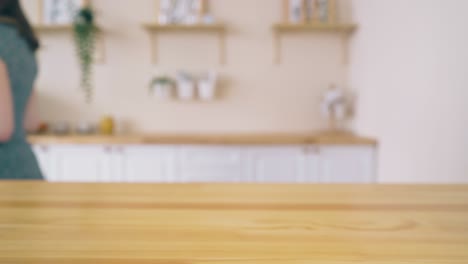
[350,0,468,183]
[23,0,352,134]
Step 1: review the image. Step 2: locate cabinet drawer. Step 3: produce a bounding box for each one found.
[247,146,309,183]
[179,146,247,182]
[119,146,177,183]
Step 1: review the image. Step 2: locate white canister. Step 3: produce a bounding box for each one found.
[177,81,195,100]
[152,83,172,99]
[198,81,217,100]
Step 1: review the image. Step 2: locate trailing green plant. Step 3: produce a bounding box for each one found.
[149,76,173,93]
[150,76,172,86]
[73,6,97,103]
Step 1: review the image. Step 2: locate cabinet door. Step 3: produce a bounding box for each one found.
[51,145,112,182]
[32,145,54,181]
[303,145,320,183]
[179,146,246,183]
[119,146,176,183]
[319,146,376,183]
[247,146,315,183]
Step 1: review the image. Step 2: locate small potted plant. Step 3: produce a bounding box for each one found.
[150,76,173,99]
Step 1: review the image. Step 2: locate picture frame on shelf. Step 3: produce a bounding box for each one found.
[284,0,336,24]
[158,0,207,25]
[316,0,328,22]
[287,0,305,23]
[39,0,86,25]
[305,0,318,22]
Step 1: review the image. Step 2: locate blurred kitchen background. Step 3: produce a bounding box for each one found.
[23,0,467,183]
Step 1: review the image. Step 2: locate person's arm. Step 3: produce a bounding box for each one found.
[24,91,40,133]
[0,59,14,142]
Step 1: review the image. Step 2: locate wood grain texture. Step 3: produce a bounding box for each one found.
[33,24,103,33]
[143,23,225,32]
[0,183,467,263]
[273,23,357,33]
[27,132,377,145]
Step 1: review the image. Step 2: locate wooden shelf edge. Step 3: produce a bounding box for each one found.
[142,23,225,32]
[273,23,357,33]
[33,24,73,31]
[28,133,378,146]
[33,24,102,32]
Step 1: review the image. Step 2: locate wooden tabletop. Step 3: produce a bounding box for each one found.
[28,132,377,146]
[0,183,467,263]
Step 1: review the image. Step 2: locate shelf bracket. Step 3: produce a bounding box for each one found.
[274,30,282,64]
[144,24,226,65]
[341,33,350,65]
[219,30,226,65]
[150,33,158,64]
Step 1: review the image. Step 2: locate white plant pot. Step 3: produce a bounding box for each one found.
[152,83,172,99]
[198,81,217,101]
[177,82,195,100]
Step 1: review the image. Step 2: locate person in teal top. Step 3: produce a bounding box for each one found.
[0,0,43,180]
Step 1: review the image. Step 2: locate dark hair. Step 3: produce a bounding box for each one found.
[0,0,40,51]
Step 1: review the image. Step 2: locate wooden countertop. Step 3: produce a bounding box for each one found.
[28,132,377,145]
[0,182,467,263]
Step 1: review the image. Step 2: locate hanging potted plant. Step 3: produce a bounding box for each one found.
[73,4,97,103]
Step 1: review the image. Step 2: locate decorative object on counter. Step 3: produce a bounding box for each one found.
[197,70,218,101]
[320,84,351,131]
[99,116,115,135]
[175,71,196,100]
[37,122,49,134]
[150,75,174,99]
[40,0,85,25]
[28,122,49,135]
[51,121,71,135]
[73,2,97,103]
[159,0,207,25]
[75,121,96,135]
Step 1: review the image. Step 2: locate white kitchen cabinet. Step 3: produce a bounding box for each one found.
[179,146,247,182]
[31,143,376,183]
[247,146,319,183]
[318,146,376,183]
[51,145,112,182]
[118,146,177,183]
[32,145,53,180]
[303,146,320,183]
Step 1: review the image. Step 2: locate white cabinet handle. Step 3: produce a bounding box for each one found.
[103,146,113,153]
[40,145,49,152]
[314,146,320,154]
[117,146,125,154]
[303,146,319,154]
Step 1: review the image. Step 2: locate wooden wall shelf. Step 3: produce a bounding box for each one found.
[273,23,357,33]
[33,24,106,63]
[142,23,227,65]
[33,24,74,32]
[143,23,225,31]
[34,24,102,32]
[273,23,357,64]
